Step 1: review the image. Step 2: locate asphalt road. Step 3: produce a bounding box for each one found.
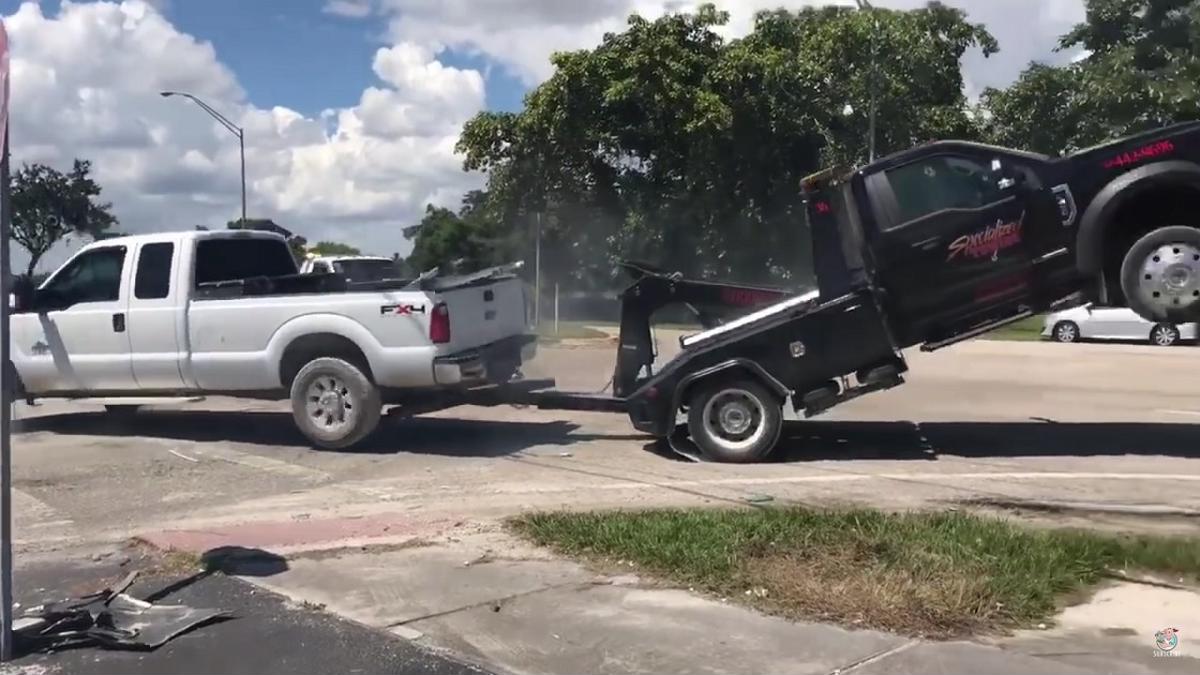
[8,337,1200,564]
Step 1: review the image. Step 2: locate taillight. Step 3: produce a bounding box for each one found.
[430,302,451,344]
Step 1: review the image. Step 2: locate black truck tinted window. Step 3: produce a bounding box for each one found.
[134,242,174,299]
[43,246,126,304]
[885,155,1005,225]
[194,237,298,286]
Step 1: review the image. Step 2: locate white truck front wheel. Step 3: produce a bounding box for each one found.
[290,357,381,450]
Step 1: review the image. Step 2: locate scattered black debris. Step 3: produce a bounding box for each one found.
[15,571,231,652]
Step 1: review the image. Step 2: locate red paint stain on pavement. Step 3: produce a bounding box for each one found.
[140,513,453,553]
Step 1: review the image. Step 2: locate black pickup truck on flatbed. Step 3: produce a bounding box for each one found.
[603,121,1200,462]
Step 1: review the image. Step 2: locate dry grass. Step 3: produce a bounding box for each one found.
[511,507,1200,638]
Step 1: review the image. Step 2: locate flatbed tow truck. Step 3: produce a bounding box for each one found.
[408,122,1200,462]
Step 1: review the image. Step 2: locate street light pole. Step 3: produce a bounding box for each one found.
[854,0,879,162]
[160,91,247,223]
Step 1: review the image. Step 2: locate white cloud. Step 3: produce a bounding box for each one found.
[323,0,373,19]
[4,0,1088,272]
[5,0,485,270]
[379,0,1086,92]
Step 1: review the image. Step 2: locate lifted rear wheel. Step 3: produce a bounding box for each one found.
[686,379,783,463]
[1120,226,1200,323]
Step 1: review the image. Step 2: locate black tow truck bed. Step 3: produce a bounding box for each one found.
[624,288,905,438]
[398,252,910,463]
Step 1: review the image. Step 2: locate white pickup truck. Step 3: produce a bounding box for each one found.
[8,230,535,449]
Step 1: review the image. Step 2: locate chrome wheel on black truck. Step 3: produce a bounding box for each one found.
[686,379,783,463]
[1120,226,1200,323]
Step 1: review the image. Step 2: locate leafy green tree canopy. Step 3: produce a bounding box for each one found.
[11,159,117,276]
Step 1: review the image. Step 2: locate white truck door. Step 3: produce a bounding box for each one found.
[11,245,137,393]
[127,240,188,390]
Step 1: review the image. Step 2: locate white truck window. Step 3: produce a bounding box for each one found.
[194,238,297,286]
[134,242,174,299]
[42,246,126,305]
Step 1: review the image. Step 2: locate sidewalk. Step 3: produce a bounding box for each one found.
[140,517,1200,675]
[5,554,489,675]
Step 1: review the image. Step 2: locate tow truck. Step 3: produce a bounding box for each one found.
[492,123,1200,463]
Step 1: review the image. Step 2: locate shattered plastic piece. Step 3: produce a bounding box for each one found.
[15,570,230,652]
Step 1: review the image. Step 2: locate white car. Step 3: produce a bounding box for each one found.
[1042,304,1196,346]
[9,230,534,449]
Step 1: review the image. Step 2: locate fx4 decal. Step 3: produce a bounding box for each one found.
[381,303,427,316]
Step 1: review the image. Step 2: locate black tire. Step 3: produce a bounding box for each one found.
[1120,225,1200,323]
[290,357,381,450]
[1051,320,1080,343]
[1149,323,1180,347]
[686,379,783,464]
[104,405,141,416]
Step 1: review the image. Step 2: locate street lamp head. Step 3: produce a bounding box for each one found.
[159,91,175,98]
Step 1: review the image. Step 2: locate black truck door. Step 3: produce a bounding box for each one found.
[868,151,1036,338]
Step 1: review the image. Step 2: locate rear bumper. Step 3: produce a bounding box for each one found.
[433,334,538,386]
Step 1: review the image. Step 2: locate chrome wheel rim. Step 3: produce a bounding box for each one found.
[1136,242,1200,315]
[1055,323,1077,342]
[702,389,767,454]
[307,375,355,431]
[1152,326,1177,346]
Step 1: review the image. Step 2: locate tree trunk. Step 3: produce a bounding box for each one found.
[25,254,40,278]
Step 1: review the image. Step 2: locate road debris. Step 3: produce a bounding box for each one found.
[744,494,774,504]
[15,571,230,652]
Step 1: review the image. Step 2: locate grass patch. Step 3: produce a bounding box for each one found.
[979,315,1046,342]
[510,507,1200,638]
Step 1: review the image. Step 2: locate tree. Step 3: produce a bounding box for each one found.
[309,241,361,257]
[406,193,507,273]
[455,2,996,288]
[10,160,117,275]
[981,0,1200,154]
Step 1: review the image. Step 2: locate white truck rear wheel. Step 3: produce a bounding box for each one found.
[290,357,381,450]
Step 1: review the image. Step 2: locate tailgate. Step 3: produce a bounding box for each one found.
[436,276,530,351]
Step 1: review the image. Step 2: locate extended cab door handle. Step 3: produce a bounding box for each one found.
[112,312,126,333]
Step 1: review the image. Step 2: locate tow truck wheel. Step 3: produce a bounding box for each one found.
[687,379,783,463]
[291,357,381,450]
[1120,226,1200,323]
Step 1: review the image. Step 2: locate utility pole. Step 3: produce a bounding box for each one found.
[161,91,247,222]
[0,19,13,663]
[854,0,879,162]
[534,213,542,326]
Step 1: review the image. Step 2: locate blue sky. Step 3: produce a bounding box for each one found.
[0,0,528,114]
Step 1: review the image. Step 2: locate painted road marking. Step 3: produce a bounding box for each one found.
[188,445,330,482]
[1158,409,1200,418]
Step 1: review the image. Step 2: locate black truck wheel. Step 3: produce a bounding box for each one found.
[1120,226,1200,323]
[687,379,783,463]
[290,357,381,450]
